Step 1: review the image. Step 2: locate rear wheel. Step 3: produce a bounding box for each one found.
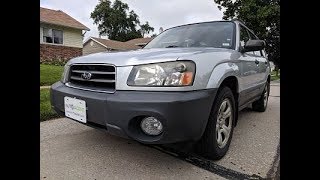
[252,82,270,112]
[197,87,235,160]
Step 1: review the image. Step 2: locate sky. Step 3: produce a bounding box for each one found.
[40,0,223,41]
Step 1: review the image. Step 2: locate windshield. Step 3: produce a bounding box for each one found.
[144,21,235,49]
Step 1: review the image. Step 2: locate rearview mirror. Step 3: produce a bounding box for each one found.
[241,40,265,53]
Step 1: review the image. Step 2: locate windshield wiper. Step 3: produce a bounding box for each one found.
[165,45,180,48]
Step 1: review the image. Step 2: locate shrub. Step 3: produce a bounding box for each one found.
[40,57,68,66]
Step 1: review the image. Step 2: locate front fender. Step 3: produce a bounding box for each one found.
[206,62,240,91]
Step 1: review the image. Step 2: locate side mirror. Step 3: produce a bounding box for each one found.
[241,39,265,53]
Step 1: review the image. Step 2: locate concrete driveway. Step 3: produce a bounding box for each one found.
[41,82,280,180]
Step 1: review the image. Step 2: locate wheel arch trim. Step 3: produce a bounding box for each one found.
[206,62,240,93]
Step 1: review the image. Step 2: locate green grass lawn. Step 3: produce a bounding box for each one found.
[40,64,64,86]
[40,89,61,121]
[271,70,280,81]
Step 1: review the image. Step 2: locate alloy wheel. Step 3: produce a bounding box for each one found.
[216,98,233,148]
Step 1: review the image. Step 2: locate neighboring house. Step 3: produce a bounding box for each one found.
[83,37,141,55]
[126,37,153,48]
[40,7,90,62]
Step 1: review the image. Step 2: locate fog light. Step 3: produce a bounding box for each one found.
[140,117,163,135]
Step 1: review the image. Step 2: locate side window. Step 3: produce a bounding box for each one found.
[248,30,263,57]
[240,25,254,55]
[259,50,264,57]
[240,26,250,47]
[247,30,257,40]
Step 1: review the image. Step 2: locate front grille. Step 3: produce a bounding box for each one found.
[67,64,116,92]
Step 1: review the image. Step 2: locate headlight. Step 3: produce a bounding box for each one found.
[127,61,195,86]
[60,64,70,84]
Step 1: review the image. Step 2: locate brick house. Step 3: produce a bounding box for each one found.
[40,7,90,63]
[83,37,141,55]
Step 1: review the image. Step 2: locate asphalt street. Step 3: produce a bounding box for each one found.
[41,82,280,180]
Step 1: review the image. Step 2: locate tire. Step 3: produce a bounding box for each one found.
[196,86,236,160]
[252,81,270,112]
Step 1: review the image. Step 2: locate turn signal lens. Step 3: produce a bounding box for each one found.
[181,72,194,85]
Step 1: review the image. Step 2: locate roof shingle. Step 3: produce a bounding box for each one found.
[40,7,90,30]
[90,37,141,50]
[126,37,153,45]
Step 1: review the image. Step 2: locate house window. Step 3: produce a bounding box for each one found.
[43,28,63,44]
[43,28,53,43]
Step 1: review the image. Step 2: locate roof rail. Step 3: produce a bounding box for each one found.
[231,18,246,25]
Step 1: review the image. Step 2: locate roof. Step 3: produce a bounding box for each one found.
[126,37,153,45]
[85,37,141,50]
[40,7,90,31]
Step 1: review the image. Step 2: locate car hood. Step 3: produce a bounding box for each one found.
[67,48,233,66]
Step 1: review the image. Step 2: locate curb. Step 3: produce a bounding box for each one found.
[40,86,51,89]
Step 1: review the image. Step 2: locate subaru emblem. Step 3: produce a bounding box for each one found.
[81,72,92,80]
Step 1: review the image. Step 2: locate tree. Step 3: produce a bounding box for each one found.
[140,21,155,37]
[91,0,154,41]
[214,0,280,71]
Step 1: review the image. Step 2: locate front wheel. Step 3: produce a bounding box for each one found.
[196,87,236,160]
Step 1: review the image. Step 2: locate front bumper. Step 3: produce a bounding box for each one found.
[50,82,217,144]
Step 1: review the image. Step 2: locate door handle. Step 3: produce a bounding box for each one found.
[255,59,259,64]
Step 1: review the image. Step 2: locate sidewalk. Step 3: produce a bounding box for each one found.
[271,79,280,86]
[272,79,280,83]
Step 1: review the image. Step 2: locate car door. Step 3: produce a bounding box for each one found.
[247,30,268,86]
[238,25,260,105]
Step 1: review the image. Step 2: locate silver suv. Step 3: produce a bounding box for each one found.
[51,19,270,160]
